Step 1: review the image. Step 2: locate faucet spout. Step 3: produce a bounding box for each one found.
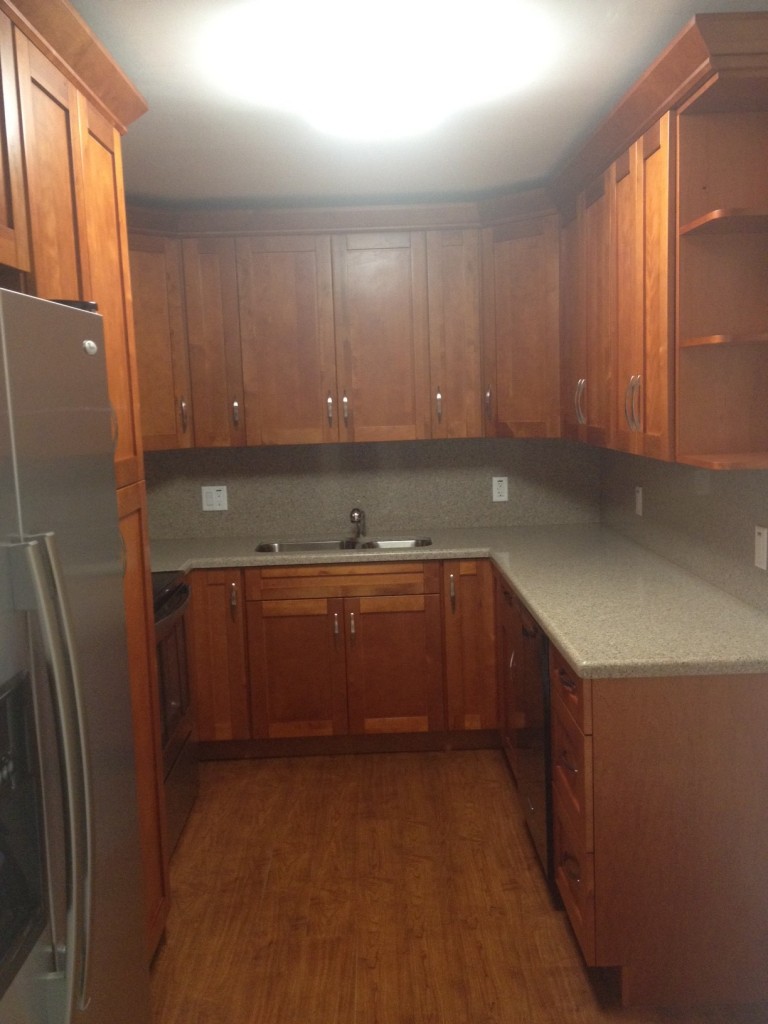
[350,507,366,539]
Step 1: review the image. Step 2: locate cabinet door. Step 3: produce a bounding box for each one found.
[442,560,497,730]
[236,234,338,445]
[187,570,251,741]
[482,215,560,438]
[117,482,170,959]
[129,233,193,451]
[182,237,246,447]
[582,175,612,446]
[0,14,28,271]
[346,594,444,734]
[611,116,674,461]
[559,212,587,441]
[426,229,482,438]
[79,101,144,487]
[16,30,85,302]
[247,596,348,737]
[332,231,430,442]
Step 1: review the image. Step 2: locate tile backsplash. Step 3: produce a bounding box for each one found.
[145,438,601,540]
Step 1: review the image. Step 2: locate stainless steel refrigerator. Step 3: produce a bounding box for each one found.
[0,290,151,1024]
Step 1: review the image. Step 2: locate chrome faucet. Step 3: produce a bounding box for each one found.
[350,507,366,539]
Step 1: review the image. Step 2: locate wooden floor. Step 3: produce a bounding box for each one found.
[150,750,767,1024]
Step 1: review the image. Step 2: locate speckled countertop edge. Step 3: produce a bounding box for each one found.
[150,525,768,679]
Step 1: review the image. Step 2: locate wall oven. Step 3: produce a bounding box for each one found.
[152,571,197,853]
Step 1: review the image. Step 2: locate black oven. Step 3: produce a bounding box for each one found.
[152,572,197,853]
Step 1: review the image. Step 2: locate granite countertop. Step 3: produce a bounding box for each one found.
[150,524,768,679]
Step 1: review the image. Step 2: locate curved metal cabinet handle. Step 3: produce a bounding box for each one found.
[14,536,93,1015]
[558,669,577,694]
[624,377,633,428]
[484,387,492,421]
[333,612,340,639]
[449,572,456,613]
[436,387,443,423]
[232,399,240,426]
[632,374,642,432]
[327,392,333,426]
[349,610,356,642]
[342,391,349,426]
[180,397,188,432]
[558,750,580,776]
[230,581,238,618]
[578,378,587,425]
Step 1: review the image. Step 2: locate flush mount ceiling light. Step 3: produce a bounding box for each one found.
[199,0,559,141]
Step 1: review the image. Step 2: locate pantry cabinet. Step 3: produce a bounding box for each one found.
[182,236,246,448]
[331,231,431,442]
[187,569,251,741]
[245,562,444,737]
[481,214,560,438]
[0,12,28,272]
[128,233,193,450]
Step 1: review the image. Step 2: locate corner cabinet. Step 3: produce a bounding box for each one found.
[482,213,560,438]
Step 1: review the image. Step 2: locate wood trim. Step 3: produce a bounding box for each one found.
[1,0,147,130]
[197,729,502,759]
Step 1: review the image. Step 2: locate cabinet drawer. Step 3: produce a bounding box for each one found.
[552,704,593,851]
[550,645,592,733]
[553,803,596,965]
[245,561,439,600]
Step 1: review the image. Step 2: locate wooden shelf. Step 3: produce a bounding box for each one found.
[680,332,768,349]
[676,452,768,470]
[679,209,768,236]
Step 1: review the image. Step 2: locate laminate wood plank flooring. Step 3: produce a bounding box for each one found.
[150,751,767,1024]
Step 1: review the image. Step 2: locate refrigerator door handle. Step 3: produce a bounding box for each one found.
[19,535,93,1016]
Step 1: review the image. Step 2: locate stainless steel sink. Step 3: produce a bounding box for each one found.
[255,537,432,553]
[255,539,358,553]
[360,538,432,549]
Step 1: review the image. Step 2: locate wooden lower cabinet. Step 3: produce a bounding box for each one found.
[187,569,251,741]
[245,562,445,738]
[443,560,496,730]
[549,643,768,1007]
[117,481,169,958]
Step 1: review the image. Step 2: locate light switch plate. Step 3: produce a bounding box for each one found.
[492,476,508,502]
[202,485,228,511]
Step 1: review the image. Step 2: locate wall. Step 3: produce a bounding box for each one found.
[145,438,600,540]
[600,449,768,615]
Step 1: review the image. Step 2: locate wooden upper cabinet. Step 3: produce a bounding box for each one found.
[581,176,612,447]
[15,29,85,301]
[236,234,338,445]
[332,231,431,442]
[182,237,246,447]
[559,212,587,441]
[611,115,674,461]
[482,215,560,438]
[79,101,143,487]
[426,229,482,438]
[129,233,193,451]
[0,14,28,272]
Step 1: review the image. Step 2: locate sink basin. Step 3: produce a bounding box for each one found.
[255,537,432,553]
[255,539,358,553]
[360,538,432,549]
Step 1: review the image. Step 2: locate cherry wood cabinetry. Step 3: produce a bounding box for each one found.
[117,481,170,959]
[0,12,28,271]
[182,236,246,448]
[128,233,192,450]
[580,175,612,446]
[331,231,431,442]
[550,643,768,1006]
[245,562,444,737]
[442,560,496,730]
[426,229,483,438]
[187,569,251,741]
[236,233,338,445]
[482,214,560,438]
[559,211,586,443]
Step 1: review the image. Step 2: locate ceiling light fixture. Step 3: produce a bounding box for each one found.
[200,0,559,141]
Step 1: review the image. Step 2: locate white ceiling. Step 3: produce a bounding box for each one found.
[70,0,768,206]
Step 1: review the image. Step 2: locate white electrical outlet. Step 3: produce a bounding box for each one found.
[635,486,643,516]
[492,476,508,502]
[755,526,768,570]
[202,485,228,511]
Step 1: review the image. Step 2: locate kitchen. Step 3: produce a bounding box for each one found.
[2,1,768,1022]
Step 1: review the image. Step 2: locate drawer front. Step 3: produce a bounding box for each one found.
[246,561,439,600]
[550,644,592,733]
[553,802,596,965]
[552,703,593,850]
